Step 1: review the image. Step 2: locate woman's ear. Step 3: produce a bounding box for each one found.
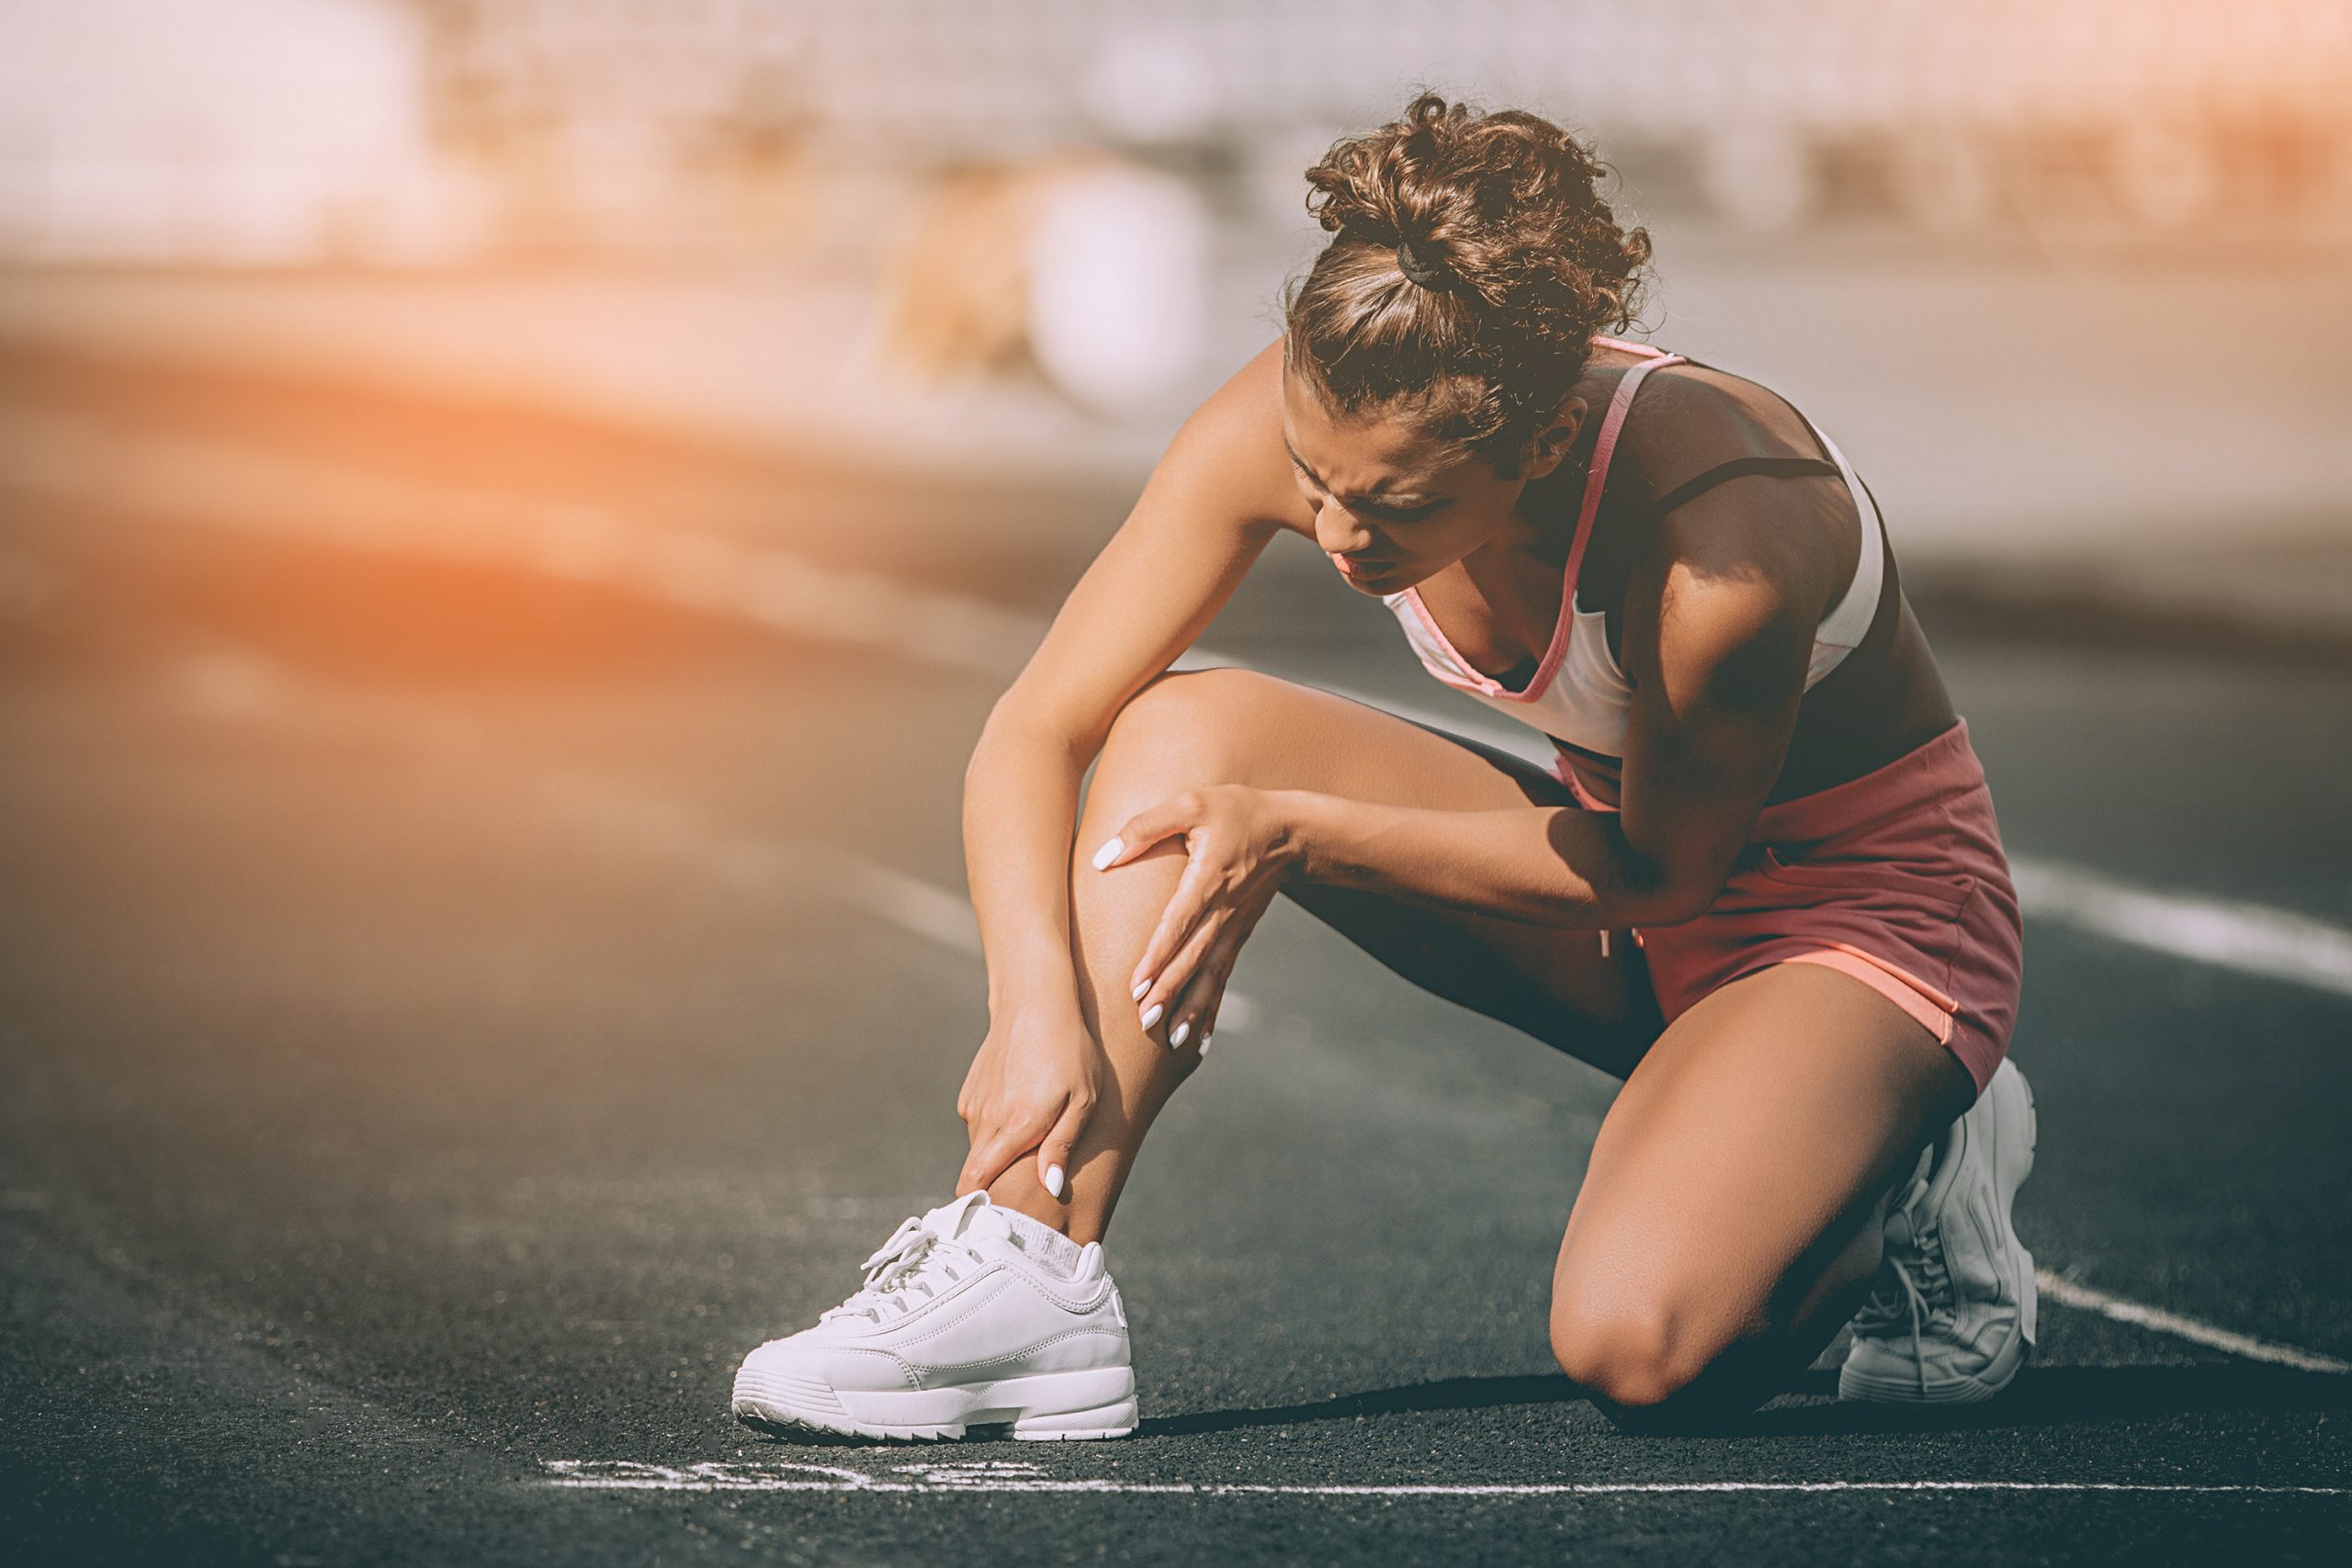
[1521,397,1588,481]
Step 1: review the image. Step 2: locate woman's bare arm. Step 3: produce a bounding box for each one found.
[956,342,1300,1193]
[1277,792,1695,927]
[1286,479,1841,931]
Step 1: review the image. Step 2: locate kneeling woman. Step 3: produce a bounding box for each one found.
[733,94,2037,1440]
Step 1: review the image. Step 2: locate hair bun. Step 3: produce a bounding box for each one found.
[1393,237,1452,290]
[1285,92,1655,475]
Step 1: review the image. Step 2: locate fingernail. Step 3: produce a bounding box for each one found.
[1199,1031,1215,1055]
[1091,836,1124,871]
[1169,1020,1191,1048]
[1131,978,1150,1001]
[1045,1164,1066,1199]
[1139,1001,1163,1030]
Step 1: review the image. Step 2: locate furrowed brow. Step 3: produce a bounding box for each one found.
[1283,440,1441,506]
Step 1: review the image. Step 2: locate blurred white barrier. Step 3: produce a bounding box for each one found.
[1026,164,1210,415]
[0,0,476,265]
[5,0,2348,265]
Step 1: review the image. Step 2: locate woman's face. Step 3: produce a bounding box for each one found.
[1278,367,1586,592]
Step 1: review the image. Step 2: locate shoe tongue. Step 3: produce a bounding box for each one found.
[918,1190,991,1243]
[913,1191,1081,1277]
[1887,1144,1937,1225]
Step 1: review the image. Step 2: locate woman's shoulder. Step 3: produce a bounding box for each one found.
[1149,338,1314,539]
[1615,356,1842,501]
[1597,356,1864,651]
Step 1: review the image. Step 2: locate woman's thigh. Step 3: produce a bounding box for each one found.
[1547,962,1979,1404]
[1081,666,1661,1075]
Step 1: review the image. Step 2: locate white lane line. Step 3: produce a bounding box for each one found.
[537,1460,2352,1498]
[540,773,989,958]
[159,640,2346,1386]
[537,771,1263,1036]
[159,643,2348,1387]
[1299,681,2352,1004]
[162,611,2351,1385]
[2009,859,2352,999]
[537,766,2343,1378]
[2035,1270,2352,1375]
[0,408,1041,678]
[172,649,288,719]
[23,404,2352,1002]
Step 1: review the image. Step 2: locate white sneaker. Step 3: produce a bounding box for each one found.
[1838,1057,2040,1404]
[731,1190,1138,1441]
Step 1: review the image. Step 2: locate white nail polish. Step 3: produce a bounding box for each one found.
[1045,1163,1065,1199]
[1139,1001,1163,1030]
[1169,1020,1190,1047]
[1091,836,1124,870]
[1199,1032,1214,1055]
[1131,978,1149,1001]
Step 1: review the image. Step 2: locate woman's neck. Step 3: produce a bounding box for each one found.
[1464,356,1634,591]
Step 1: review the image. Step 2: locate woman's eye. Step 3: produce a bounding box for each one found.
[1288,459,1440,522]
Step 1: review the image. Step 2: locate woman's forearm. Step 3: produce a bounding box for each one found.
[963,711,1092,1017]
[1274,788,1696,930]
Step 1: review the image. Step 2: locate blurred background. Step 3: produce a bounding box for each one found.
[5,6,2352,1560]
[4,0,2351,587]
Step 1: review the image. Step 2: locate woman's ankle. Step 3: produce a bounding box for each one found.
[983,1166,1109,1246]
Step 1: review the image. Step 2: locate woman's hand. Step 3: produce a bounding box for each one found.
[1091,784,1303,1054]
[956,999,1105,1201]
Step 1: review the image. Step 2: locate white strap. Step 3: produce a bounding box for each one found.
[1808,424,1885,651]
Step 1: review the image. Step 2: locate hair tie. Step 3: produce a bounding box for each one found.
[1395,238,1451,291]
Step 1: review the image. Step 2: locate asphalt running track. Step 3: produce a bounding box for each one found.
[3,355,2349,1565]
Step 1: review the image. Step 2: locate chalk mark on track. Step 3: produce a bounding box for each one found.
[536,1459,2352,1498]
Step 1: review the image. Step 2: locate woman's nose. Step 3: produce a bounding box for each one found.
[1314,503,1374,557]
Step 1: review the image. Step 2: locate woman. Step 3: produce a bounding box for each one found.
[732,94,2037,1441]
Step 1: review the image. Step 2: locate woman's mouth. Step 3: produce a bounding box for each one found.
[1334,553,1388,580]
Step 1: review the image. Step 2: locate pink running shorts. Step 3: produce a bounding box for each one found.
[1555,718,2024,1096]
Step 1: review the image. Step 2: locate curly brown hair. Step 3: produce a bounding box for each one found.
[1282,92,1655,478]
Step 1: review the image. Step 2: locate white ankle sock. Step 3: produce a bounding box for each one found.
[995,1205,1082,1277]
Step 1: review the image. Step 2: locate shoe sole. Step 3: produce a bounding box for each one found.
[732,1363,1138,1443]
[2007,1065,2039,1350]
[1836,1312,2030,1404]
[1839,1060,2040,1404]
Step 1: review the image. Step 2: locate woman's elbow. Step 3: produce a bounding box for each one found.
[975,698,1091,767]
[1611,863,1723,929]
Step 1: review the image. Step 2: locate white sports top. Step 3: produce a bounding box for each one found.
[1378,335,1886,760]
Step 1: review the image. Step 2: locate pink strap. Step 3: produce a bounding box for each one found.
[1562,352,1685,593]
[1391,341,1683,703]
[1588,333,1675,359]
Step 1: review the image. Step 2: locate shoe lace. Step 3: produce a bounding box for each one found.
[1855,1213,1955,1398]
[819,1215,974,1324]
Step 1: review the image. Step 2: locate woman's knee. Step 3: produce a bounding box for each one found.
[1548,1284,1717,1412]
[1092,667,1275,795]
[1549,1262,1794,1433]
[1105,667,1273,747]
